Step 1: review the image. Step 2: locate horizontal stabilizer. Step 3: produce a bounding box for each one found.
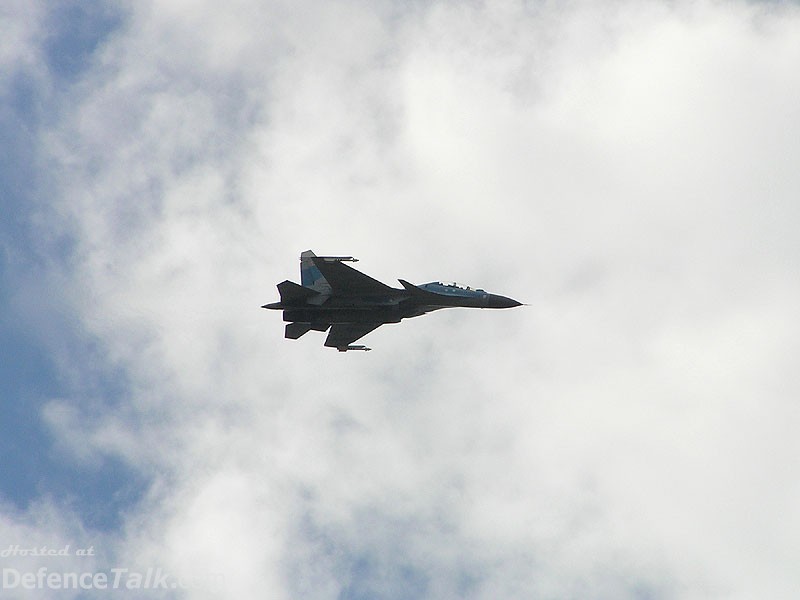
[277,280,319,303]
[285,322,313,339]
[285,322,330,339]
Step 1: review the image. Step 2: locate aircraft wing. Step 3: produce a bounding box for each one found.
[311,257,395,296]
[324,323,382,349]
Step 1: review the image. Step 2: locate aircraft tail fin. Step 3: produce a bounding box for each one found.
[301,250,332,294]
[277,280,318,303]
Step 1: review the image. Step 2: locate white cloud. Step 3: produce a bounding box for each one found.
[6,0,800,598]
[0,498,104,600]
[0,1,47,86]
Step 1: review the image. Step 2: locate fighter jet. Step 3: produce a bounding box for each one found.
[262,250,522,351]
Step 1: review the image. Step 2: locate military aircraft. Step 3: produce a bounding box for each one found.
[262,250,522,351]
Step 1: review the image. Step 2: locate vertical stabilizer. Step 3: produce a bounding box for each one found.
[300,250,332,294]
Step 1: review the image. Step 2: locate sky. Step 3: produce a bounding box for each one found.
[1,0,800,598]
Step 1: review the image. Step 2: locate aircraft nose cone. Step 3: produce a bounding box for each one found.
[486,294,522,308]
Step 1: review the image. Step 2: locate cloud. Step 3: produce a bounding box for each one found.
[1,1,47,84]
[4,0,800,598]
[0,496,106,600]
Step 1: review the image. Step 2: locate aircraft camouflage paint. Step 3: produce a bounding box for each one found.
[262,250,522,351]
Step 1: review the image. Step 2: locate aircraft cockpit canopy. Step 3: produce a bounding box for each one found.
[432,282,485,292]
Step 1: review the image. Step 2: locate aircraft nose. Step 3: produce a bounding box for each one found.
[486,294,522,308]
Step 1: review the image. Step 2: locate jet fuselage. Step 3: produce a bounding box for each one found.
[262,251,522,351]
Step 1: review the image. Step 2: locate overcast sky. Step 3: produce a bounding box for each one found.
[2,1,800,598]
